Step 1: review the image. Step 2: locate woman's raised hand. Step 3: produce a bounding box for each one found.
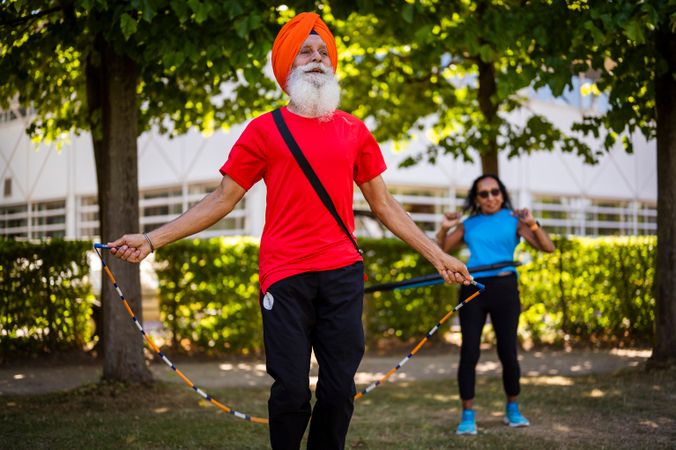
[441,211,462,230]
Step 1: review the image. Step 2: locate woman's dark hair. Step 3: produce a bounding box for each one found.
[463,174,514,216]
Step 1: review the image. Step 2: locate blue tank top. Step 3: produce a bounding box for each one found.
[463,208,519,278]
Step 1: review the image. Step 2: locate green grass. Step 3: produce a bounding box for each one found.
[1,366,674,449]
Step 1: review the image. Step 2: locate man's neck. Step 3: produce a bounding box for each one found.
[286,102,315,118]
[286,102,308,117]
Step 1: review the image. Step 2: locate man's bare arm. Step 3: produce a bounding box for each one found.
[108,175,246,263]
[359,175,471,284]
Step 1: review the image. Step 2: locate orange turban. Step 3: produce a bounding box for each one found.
[272,12,338,93]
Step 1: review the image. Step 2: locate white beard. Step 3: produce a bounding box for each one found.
[286,62,340,120]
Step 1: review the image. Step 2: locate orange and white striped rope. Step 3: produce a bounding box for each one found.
[94,243,485,424]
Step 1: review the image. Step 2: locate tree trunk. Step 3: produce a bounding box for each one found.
[648,28,676,369]
[476,0,499,176]
[479,146,499,175]
[477,60,499,175]
[86,36,152,383]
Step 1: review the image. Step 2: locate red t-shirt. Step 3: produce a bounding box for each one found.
[220,107,387,292]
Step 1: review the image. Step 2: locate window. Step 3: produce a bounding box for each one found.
[78,196,99,239]
[0,107,33,124]
[186,183,246,236]
[141,187,184,232]
[0,201,67,239]
[0,204,28,238]
[0,109,19,124]
[353,185,461,237]
[531,195,657,236]
[3,178,10,198]
[31,200,66,238]
[586,199,656,236]
[77,183,248,239]
[531,196,578,235]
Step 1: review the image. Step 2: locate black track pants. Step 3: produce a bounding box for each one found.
[260,262,365,450]
[457,273,521,400]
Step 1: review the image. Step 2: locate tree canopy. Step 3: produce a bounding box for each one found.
[0,0,292,381]
[329,0,598,173]
[1,0,674,373]
[0,0,287,141]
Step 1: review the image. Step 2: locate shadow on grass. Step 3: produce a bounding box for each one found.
[1,366,674,449]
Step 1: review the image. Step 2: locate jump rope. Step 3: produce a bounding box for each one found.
[95,243,518,424]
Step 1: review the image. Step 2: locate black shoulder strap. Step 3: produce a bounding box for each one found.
[271,108,363,256]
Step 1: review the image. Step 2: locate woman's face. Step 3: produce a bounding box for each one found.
[475,177,503,214]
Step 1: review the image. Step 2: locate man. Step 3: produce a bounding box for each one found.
[108,12,471,450]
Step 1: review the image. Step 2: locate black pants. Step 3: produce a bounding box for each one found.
[260,262,365,450]
[457,273,521,400]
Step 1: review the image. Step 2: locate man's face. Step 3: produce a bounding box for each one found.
[292,34,332,71]
[285,33,339,119]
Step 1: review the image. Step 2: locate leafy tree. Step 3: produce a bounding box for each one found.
[3,0,672,376]
[329,0,596,174]
[531,0,675,367]
[0,0,284,381]
[332,0,675,366]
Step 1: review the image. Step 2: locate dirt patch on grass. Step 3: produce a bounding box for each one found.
[1,347,653,396]
[516,368,676,450]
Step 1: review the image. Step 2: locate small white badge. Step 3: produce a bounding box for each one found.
[263,292,274,310]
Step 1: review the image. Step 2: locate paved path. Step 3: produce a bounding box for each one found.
[0,348,650,396]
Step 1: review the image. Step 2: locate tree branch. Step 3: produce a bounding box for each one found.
[0,7,63,27]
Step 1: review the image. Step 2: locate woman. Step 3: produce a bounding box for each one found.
[436,174,555,435]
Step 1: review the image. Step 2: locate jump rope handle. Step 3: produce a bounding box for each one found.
[470,279,486,291]
[94,243,112,250]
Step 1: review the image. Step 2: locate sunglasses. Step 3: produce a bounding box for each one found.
[477,188,501,199]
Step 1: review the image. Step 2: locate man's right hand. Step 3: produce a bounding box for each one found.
[107,234,152,263]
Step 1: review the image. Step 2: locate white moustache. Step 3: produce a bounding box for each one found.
[298,62,332,75]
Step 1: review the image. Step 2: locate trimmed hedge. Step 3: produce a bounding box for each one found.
[154,236,656,353]
[519,235,656,346]
[360,239,459,343]
[154,238,262,355]
[153,237,458,353]
[0,235,656,356]
[0,239,94,354]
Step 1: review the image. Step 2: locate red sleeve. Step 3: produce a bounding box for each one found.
[219,120,266,190]
[354,121,387,185]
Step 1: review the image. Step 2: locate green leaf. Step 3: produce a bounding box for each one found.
[235,17,249,39]
[120,13,138,40]
[478,44,494,62]
[170,0,190,22]
[623,19,646,44]
[402,4,414,24]
[188,0,209,24]
[414,24,434,43]
[223,0,244,19]
[141,0,158,23]
[583,20,606,44]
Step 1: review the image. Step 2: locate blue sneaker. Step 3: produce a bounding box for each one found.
[456,409,477,435]
[504,402,530,427]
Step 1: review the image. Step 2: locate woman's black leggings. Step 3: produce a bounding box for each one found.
[457,273,521,400]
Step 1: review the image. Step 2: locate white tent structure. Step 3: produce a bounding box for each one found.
[0,90,656,241]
